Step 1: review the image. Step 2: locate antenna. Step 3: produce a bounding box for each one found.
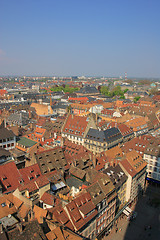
[125,72,127,81]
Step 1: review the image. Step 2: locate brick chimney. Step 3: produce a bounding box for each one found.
[16,223,23,234]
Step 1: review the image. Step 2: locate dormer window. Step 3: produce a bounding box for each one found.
[29,176,34,180]
[1,202,6,207]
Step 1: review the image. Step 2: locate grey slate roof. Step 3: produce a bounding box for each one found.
[0,147,11,157]
[103,165,127,190]
[0,128,15,140]
[66,177,89,189]
[77,85,99,94]
[7,113,29,126]
[85,127,122,143]
[126,91,148,96]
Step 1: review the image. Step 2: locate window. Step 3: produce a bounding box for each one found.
[1,202,6,207]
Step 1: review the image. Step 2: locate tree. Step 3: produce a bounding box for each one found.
[124,88,129,93]
[133,96,140,103]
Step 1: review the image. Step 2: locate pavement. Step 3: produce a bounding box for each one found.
[102,186,160,240]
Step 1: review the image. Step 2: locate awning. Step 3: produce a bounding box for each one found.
[123,209,130,216]
[126,206,132,213]
[52,181,66,191]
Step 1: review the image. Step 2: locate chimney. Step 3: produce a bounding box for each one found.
[17,223,23,234]
[4,118,7,128]
[92,154,96,167]
[50,95,52,106]
[96,113,98,125]
[0,222,3,233]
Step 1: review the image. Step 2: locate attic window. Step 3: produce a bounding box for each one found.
[50,168,56,172]
[30,170,34,173]
[1,202,6,207]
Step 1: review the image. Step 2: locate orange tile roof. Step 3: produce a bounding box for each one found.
[33,205,47,223]
[0,193,23,218]
[31,103,53,116]
[125,150,147,173]
[125,117,148,130]
[18,204,31,219]
[104,146,123,159]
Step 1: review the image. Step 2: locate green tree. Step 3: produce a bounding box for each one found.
[133,96,140,103]
[123,88,129,93]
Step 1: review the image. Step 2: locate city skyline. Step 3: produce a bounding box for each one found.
[1,0,160,77]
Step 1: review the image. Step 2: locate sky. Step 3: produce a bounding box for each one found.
[0,0,160,78]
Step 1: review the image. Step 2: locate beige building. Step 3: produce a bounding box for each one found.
[84,127,123,154]
[119,150,147,202]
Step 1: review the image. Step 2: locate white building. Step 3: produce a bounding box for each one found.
[143,141,160,182]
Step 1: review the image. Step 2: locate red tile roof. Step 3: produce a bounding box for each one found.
[121,135,155,156]
[19,164,42,182]
[65,193,97,231]
[0,162,23,193]
[40,192,60,207]
[18,181,38,193]
[62,115,88,137]
[120,159,137,178]
[50,205,74,231]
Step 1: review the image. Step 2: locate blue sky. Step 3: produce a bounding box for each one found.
[0,0,160,77]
